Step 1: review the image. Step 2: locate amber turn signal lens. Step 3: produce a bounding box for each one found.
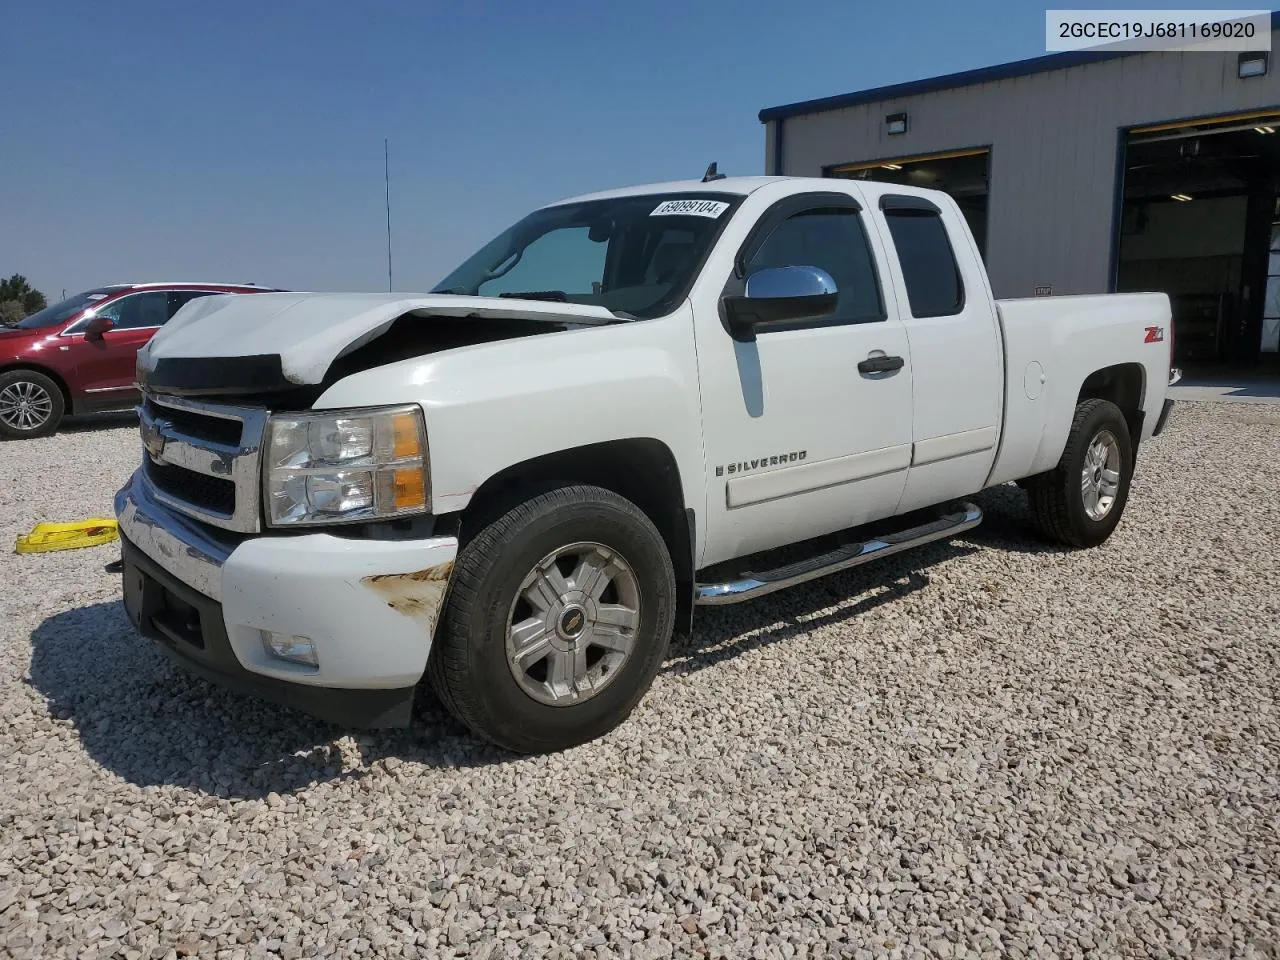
[392,467,427,510]
[392,412,423,460]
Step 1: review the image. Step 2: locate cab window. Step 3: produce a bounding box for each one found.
[746,207,885,323]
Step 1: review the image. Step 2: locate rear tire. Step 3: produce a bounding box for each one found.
[0,370,65,439]
[428,484,676,754]
[1025,398,1133,548]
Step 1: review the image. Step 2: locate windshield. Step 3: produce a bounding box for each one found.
[12,288,117,329]
[432,193,744,320]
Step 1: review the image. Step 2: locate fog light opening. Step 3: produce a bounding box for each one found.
[261,630,319,669]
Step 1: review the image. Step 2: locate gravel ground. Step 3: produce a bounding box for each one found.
[1,402,1278,960]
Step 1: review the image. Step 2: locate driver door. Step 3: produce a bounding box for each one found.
[693,190,915,567]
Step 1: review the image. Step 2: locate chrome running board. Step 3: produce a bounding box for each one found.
[694,502,983,606]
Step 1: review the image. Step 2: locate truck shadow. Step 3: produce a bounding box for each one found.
[963,482,1075,556]
[669,531,993,676]
[26,487,1052,800]
[26,600,511,800]
[668,484,1063,671]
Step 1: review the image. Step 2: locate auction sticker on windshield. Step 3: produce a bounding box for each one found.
[651,199,730,218]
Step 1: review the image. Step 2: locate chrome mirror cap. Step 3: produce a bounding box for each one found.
[744,265,838,301]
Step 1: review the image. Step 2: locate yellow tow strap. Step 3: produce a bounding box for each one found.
[14,518,120,554]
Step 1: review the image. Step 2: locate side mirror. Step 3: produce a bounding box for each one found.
[722,265,838,341]
[83,315,115,340]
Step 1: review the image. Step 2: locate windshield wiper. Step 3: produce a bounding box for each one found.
[497,290,569,303]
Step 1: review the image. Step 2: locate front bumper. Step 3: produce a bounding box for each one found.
[114,470,458,727]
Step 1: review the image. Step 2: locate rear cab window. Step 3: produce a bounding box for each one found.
[880,197,965,318]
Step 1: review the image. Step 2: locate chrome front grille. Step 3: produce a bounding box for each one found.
[137,393,269,533]
[144,460,237,515]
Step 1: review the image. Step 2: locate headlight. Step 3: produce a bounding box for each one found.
[264,405,429,527]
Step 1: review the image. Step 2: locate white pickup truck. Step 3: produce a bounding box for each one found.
[114,174,1177,753]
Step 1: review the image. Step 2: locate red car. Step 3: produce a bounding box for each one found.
[0,282,279,439]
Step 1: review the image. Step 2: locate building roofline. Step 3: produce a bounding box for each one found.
[759,12,1280,123]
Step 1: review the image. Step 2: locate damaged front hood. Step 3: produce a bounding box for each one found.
[138,291,620,389]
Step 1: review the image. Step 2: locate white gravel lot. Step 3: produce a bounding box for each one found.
[1,402,1277,960]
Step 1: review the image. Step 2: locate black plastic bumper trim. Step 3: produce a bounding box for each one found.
[143,354,303,398]
[120,534,416,728]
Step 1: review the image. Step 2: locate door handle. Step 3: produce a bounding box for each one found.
[857,354,905,374]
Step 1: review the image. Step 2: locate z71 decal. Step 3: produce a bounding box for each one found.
[1144,326,1165,343]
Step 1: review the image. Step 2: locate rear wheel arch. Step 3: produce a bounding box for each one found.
[1077,363,1146,456]
[448,438,695,634]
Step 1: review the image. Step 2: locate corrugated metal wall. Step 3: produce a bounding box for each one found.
[771,43,1280,298]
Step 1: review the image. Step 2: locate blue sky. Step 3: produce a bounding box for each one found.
[6,0,1119,298]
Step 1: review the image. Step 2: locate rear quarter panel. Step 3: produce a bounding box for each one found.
[986,292,1171,487]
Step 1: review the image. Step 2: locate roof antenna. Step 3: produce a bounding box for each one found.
[702,161,726,182]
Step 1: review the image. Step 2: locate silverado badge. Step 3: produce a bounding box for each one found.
[715,450,807,477]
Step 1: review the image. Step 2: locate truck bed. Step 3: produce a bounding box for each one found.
[985,292,1172,488]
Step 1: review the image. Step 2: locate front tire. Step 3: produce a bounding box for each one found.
[0,370,65,439]
[1025,398,1134,548]
[428,484,676,753]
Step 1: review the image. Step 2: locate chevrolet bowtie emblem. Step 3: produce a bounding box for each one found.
[142,418,169,461]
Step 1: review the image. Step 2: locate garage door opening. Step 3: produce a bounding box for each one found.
[826,148,991,258]
[1117,111,1280,368]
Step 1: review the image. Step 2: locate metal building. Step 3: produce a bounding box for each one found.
[760,15,1280,368]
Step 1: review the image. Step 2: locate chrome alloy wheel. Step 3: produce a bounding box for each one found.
[1081,428,1122,521]
[0,379,55,431]
[505,541,642,706]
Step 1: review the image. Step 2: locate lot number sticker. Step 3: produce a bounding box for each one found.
[651,199,730,218]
